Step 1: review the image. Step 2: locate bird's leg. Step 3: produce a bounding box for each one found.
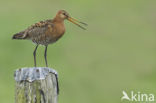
[33,45,39,67]
[44,45,48,67]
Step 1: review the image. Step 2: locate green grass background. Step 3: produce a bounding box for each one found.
[0,0,156,103]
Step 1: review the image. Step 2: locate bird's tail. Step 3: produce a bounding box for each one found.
[12,31,26,39]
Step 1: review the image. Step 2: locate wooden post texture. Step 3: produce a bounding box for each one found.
[14,67,59,103]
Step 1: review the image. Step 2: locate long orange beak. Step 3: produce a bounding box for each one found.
[67,17,87,30]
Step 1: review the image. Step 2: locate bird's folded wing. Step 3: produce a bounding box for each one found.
[25,19,54,38]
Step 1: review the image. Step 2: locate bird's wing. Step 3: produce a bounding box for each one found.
[24,19,54,39]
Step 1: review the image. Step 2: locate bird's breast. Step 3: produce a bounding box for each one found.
[55,23,65,35]
[45,22,65,44]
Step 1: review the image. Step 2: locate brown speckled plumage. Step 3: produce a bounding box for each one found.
[13,19,65,45]
[12,10,87,67]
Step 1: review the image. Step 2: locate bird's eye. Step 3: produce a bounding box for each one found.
[63,13,66,15]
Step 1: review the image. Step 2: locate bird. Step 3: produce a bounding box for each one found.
[12,10,87,67]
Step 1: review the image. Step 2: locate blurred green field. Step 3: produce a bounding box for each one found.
[0,0,156,103]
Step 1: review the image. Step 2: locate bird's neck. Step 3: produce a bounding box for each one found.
[53,16,64,23]
[52,17,65,35]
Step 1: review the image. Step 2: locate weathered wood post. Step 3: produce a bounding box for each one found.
[14,67,59,103]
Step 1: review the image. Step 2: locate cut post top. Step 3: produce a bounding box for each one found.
[14,67,58,82]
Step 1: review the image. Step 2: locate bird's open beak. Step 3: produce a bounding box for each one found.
[67,17,87,30]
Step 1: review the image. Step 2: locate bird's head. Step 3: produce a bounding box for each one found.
[56,10,87,30]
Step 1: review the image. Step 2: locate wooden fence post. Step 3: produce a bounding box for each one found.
[14,67,59,103]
